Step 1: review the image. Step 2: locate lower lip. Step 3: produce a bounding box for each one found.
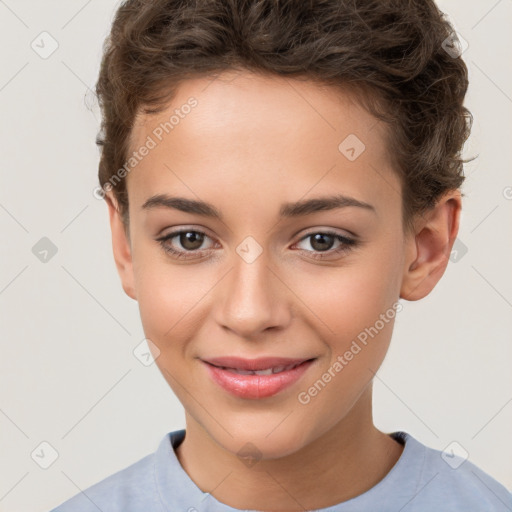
[203,360,315,399]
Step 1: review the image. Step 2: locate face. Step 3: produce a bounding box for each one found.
[110,70,416,459]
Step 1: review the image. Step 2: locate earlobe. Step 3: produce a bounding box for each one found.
[105,193,137,301]
[400,190,461,301]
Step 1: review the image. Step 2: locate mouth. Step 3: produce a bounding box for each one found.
[201,356,316,399]
[207,361,306,375]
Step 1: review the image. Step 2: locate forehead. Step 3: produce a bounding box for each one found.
[126,70,400,220]
[130,70,386,150]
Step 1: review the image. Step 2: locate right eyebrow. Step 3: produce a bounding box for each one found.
[142,194,223,219]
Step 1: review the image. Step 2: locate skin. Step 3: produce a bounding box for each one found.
[105,70,461,511]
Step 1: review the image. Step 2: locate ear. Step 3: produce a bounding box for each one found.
[105,192,137,301]
[400,190,461,301]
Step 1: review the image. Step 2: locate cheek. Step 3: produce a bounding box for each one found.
[287,249,402,346]
[136,268,205,344]
[131,241,202,345]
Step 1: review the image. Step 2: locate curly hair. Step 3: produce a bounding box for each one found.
[95,0,473,234]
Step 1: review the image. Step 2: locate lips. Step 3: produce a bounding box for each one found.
[202,356,315,399]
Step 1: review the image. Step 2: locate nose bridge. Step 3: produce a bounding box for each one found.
[215,240,289,336]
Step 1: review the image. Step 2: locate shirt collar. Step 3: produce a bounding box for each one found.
[154,429,425,511]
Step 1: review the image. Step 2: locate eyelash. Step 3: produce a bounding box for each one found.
[156,229,358,261]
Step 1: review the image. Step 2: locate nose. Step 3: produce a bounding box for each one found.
[213,249,292,340]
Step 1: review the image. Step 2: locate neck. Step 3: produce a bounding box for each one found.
[175,385,404,511]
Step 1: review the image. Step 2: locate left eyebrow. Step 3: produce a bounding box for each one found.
[141,193,376,221]
[279,194,376,217]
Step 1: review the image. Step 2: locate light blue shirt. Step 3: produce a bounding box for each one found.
[50,429,512,511]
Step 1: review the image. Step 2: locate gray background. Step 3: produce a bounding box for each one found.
[0,1,511,510]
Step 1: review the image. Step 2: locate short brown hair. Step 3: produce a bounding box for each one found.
[95,0,473,234]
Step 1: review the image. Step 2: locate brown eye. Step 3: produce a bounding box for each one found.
[309,233,335,252]
[156,229,215,260]
[178,231,205,251]
[295,230,357,260]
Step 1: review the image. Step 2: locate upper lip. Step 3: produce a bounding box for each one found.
[202,356,314,371]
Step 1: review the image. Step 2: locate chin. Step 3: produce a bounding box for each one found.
[212,417,313,461]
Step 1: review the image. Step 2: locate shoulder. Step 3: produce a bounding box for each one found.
[48,440,164,512]
[397,432,512,510]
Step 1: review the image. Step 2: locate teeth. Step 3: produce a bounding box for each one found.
[254,368,274,375]
[221,362,302,375]
[224,368,254,375]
